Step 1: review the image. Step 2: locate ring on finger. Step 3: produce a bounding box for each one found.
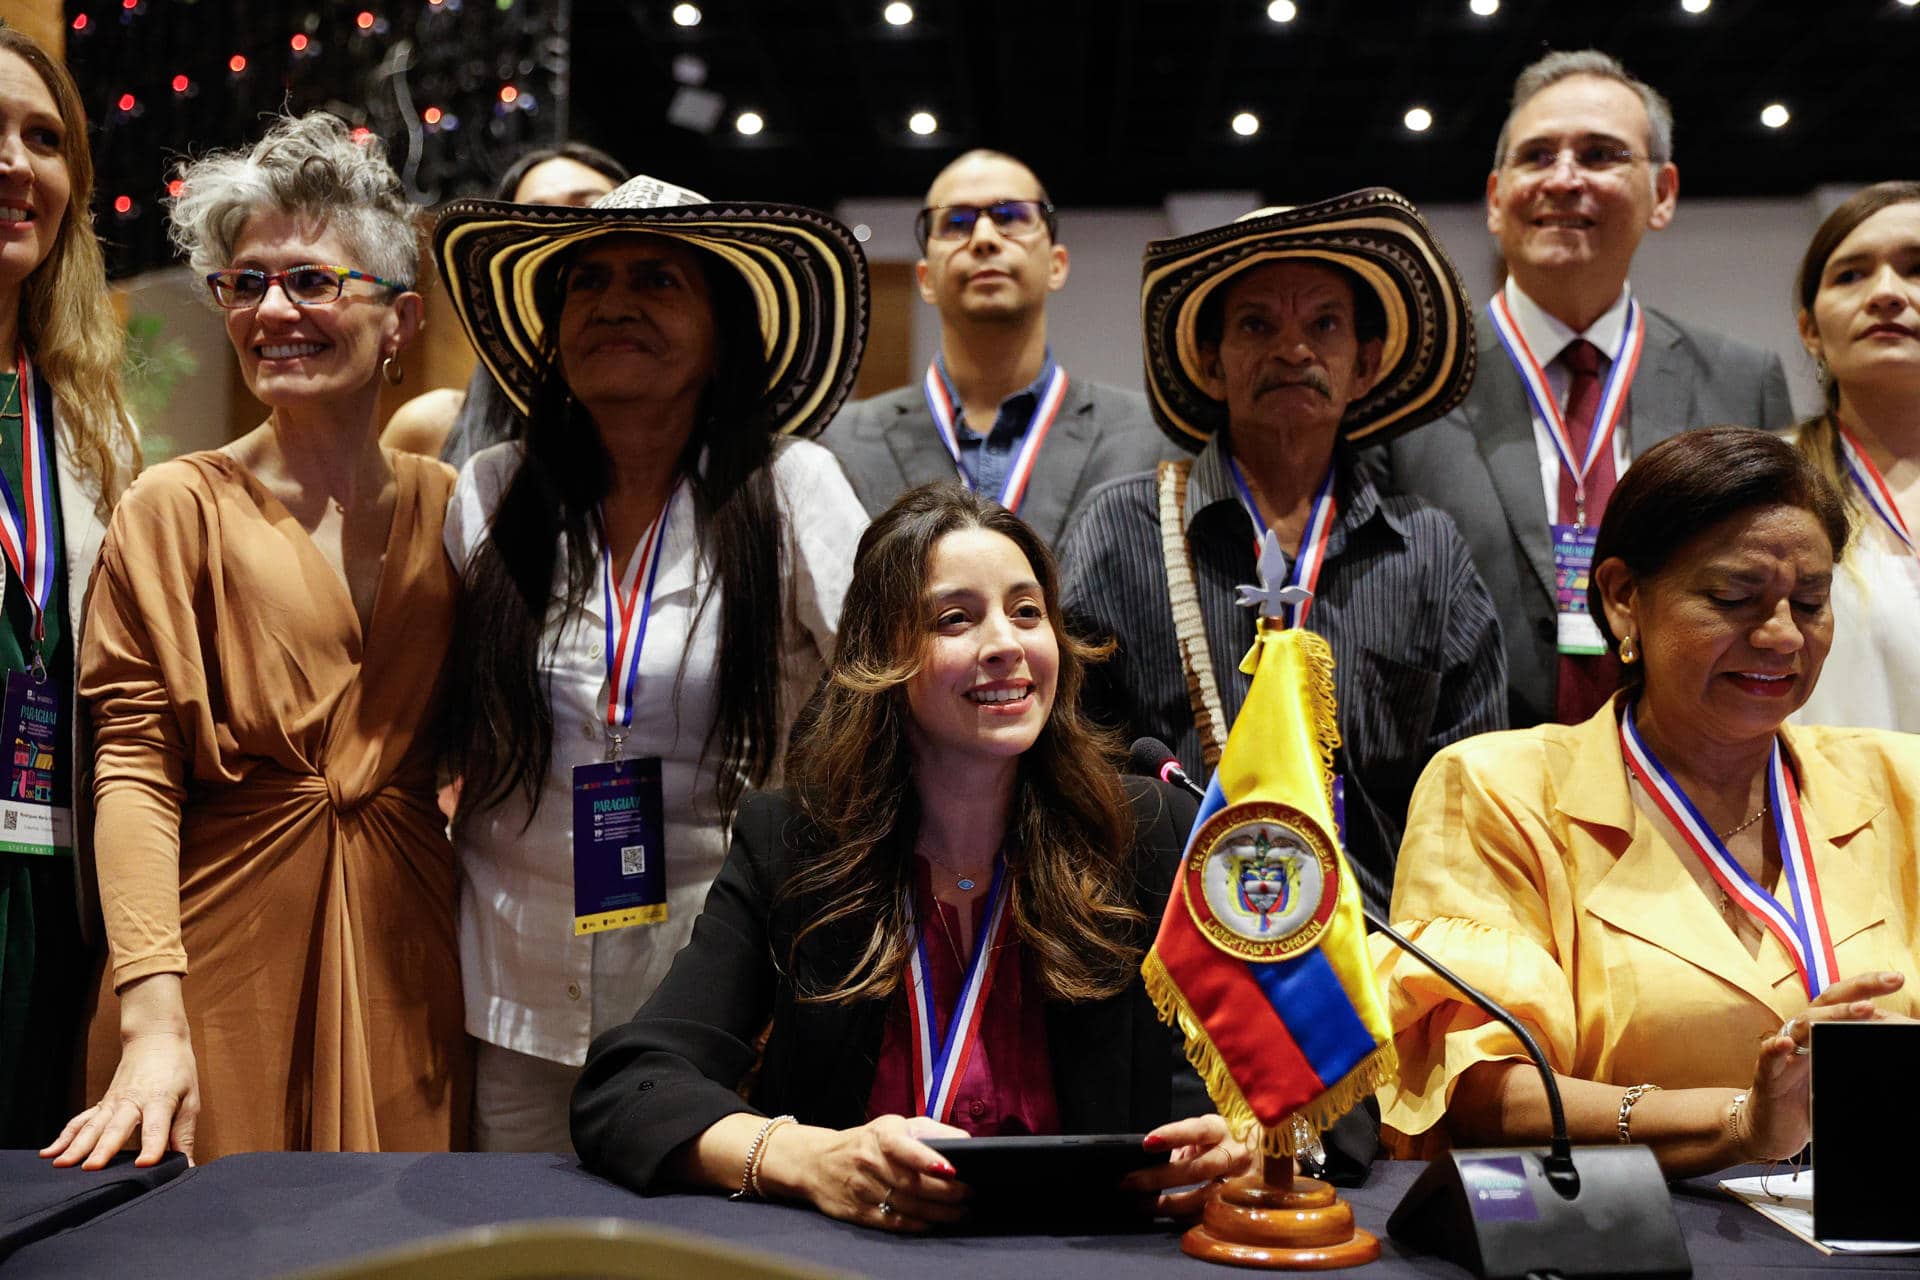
[1780,1023,1811,1056]
[878,1196,895,1217]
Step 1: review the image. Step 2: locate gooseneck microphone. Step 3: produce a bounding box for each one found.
[1128,737,1205,802]
[1123,742,1689,1278]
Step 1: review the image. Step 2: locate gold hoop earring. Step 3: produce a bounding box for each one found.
[381,353,403,386]
[1619,634,1638,665]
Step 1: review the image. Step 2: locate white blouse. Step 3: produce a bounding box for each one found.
[1794,507,1920,735]
[445,438,868,1065]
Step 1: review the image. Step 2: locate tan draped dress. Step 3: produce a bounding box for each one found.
[81,450,468,1158]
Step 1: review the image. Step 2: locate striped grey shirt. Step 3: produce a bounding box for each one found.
[1059,438,1507,918]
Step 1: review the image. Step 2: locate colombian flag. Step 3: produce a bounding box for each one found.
[1142,622,1395,1157]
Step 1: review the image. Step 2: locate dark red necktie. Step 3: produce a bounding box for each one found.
[1554,337,1622,724]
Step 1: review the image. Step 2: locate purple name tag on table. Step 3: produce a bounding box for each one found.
[1459,1154,1539,1223]
[570,756,666,935]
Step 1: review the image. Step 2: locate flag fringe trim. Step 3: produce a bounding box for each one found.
[1143,948,1398,1159]
[1269,623,1345,824]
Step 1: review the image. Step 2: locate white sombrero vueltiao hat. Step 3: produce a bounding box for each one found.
[1141,186,1476,450]
[432,175,869,438]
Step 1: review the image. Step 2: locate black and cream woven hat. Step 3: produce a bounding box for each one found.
[1140,187,1476,450]
[432,175,869,438]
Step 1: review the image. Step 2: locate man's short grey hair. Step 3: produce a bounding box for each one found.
[1491,50,1675,172]
[168,111,418,289]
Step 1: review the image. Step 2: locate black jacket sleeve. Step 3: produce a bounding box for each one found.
[570,791,793,1192]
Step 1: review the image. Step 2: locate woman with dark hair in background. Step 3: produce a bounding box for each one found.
[434,175,870,1153]
[1787,181,1920,731]
[573,483,1244,1230]
[1376,426,1920,1178]
[382,141,629,465]
[46,111,464,1167]
[0,25,140,1150]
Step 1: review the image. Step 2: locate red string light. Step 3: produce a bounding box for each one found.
[290,32,309,51]
[228,53,247,73]
[70,13,88,30]
[423,106,443,125]
[167,179,184,197]
[117,93,136,112]
[171,74,190,93]
[113,195,132,214]
[499,85,519,104]
[356,11,374,29]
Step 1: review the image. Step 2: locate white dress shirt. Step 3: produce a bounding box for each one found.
[1793,482,1920,734]
[445,437,868,1065]
[1499,277,1637,519]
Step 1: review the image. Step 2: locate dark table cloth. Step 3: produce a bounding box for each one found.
[3,1151,1914,1279]
[0,1149,186,1263]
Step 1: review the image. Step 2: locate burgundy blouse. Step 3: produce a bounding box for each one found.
[865,859,1060,1135]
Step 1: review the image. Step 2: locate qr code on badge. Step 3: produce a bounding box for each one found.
[3,811,15,831]
[620,844,646,877]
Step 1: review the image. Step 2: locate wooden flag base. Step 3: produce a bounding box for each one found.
[1182,1154,1380,1270]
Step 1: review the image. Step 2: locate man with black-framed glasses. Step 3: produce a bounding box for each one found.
[1371,49,1794,732]
[820,149,1181,545]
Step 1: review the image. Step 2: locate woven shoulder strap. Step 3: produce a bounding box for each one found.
[1156,459,1227,771]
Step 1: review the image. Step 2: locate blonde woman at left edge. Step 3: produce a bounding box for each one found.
[46,113,466,1167]
[0,27,138,1150]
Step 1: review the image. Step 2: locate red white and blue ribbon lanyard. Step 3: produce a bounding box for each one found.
[904,855,1014,1124]
[1620,701,1839,1000]
[0,347,55,677]
[598,486,677,761]
[922,359,1069,514]
[1226,455,1335,629]
[1835,424,1915,556]
[1487,292,1646,528]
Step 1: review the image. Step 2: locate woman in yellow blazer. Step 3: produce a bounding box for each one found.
[1377,426,1920,1177]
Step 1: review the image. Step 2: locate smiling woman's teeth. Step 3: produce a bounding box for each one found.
[0,208,28,223]
[261,343,325,359]
[967,685,1029,704]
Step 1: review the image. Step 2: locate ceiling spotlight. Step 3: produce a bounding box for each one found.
[1267,0,1298,21]
[1404,106,1434,133]
[1469,0,1498,13]
[1760,102,1790,129]
[908,110,938,136]
[1679,0,1709,11]
[883,1,914,24]
[671,3,702,26]
[735,110,764,136]
[1231,111,1261,137]
[1899,0,1918,8]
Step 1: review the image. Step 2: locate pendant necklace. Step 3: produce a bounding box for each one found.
[919,849,981,892]
[1712,805,1768,919]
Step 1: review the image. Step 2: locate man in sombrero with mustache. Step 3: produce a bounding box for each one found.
[1060,189,1507,921]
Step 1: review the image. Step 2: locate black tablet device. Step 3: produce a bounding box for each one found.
[1812,1021,1920,1243]
[925,1134,1171,1233]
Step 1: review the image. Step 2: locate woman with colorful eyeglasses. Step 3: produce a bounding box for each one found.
[43,112,467,1167]
[0,27,140,1151]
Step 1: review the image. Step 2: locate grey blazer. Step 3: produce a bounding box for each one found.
[817,379,1187,546]
[1369,305,1794,729]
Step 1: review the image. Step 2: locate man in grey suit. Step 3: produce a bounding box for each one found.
[1372,50,1794,729]
[818,149,1184,545]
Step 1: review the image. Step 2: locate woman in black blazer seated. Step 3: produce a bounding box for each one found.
[572,482,1247,1230]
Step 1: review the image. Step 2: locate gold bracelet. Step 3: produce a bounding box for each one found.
[1726,1090,1752,1159]
[731,1113,796,1201]
[1616,1083,1662,1144]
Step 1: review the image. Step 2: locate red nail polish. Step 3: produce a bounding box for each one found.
[1143,1134,1165,1150]
[928,1160,956,1176]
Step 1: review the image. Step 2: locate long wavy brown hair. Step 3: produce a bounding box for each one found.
[783,482,1142,1004]
[1,27,137,509]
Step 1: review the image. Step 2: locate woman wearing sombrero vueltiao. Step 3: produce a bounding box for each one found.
[0,27,139,1150]
[45,112,465,1168]
[433,176,870,1152]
